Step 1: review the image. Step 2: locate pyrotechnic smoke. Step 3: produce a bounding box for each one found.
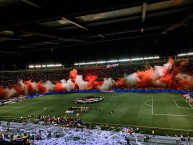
[175,73,193,90]
[31,82,39,92]
[18,80,28,95]
[0,86,3,97]
[116,78,127,88]
[75,75,89,90]
[3,88,16,98]
[70,69,78,81]
[54,82,63,91]
[43,81,54,92]
[61,79,75,90]
[125,73,140,87]
[100,78,117,90]
[37,82,46,93]
[124,58,174,88]
[0,58,193,98]
[13,84,23,96]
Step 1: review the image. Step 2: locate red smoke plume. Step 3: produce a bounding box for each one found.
[54,82,64,91]
[136,67,154,87]
[85,75,98,82]
[116,78,127,88]
[37,82,46,93]
[86,75,100,89]
[70,69,78,81]
[0,86,4,98]
[13,84,23,96]
[24,80,34,93]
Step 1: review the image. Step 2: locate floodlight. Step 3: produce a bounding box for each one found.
[47,64,55,67]
[35,65,41,68]
[29,65,34,68]
[187,52,193,56]
[79,62,87,65]
[131,57,143,61]
[55,64,62,67]
[177,53,186,57]
[107,60,118,63]
[86,62,96,65]
[97,61,106,64]
[144,57,151,60]
[119,59,130,62]
[154,56,160,59]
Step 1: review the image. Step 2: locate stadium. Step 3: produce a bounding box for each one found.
[0,0,193,144]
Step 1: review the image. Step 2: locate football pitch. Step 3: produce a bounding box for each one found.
[1,92,193,135]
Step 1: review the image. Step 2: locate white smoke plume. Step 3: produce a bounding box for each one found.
[31,82,39,92]
[125,73,140,87]
[75,75,89,90]
[60,79,75,90]
[43,81,54,92]
[3,88,16,98]
[18,80,29,95]
[100,78,117,90]
[175,73,193,90]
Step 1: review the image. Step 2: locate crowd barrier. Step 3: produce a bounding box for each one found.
[114,89,193,97]
[26,90,101,99]
[26,89,193,99]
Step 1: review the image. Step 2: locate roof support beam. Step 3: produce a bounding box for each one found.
[162,14,193,34]
[142,3,147,23]
[62,17,89,31]
[63,17,106,38]
[19,30,87,43]
[21,0,42,9]
[0,51,17,55]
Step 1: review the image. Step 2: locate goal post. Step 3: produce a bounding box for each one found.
[186,96,193,107]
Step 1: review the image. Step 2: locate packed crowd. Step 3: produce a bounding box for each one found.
[0,115,130,145]
[79,65,145,80]
[27,115,91,129]
[0,114,91,145]
[0,70,69,88]
[0,65,144,88]
[1,118,192,145]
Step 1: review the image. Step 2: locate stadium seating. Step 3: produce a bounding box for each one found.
[0,65,143,87]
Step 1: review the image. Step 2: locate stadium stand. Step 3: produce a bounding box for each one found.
[0,65,144,87]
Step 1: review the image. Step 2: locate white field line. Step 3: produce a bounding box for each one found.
[0,107,18,108]
[179,107,193,109]
[179,95,193,109]
[173,99,179,109]
[152,95,154,115]
[187,101,193,109]
[86,121,193,132]
[0,101,40,109]
[175,99,193,109]
[153,113,193,117]
[0,116,27,119]
[144,100,152,107]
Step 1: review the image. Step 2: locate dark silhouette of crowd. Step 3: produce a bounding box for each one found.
[0,65,144,88]
[30,115,90,128]
[0,114,91,145]
[0,70,69,88]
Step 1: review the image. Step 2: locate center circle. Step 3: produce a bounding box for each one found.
[75,96,104,104]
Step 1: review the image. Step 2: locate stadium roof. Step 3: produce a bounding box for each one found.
[0,0,193,66]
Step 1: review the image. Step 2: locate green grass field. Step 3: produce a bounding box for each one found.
[1,92,193,136]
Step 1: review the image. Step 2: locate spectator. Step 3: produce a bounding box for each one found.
[152,130,155,137]
[188,135,190,141]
